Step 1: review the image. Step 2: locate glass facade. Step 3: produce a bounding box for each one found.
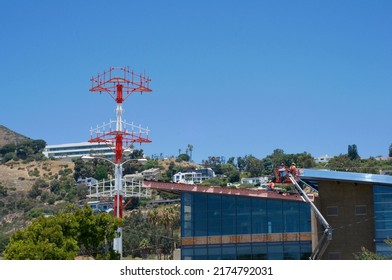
[373,185,392,257]
[181,192,312,260]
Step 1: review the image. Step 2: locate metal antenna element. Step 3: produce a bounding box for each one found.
[86,66,152,259]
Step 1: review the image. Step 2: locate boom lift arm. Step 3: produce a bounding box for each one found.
[288,174,333,260]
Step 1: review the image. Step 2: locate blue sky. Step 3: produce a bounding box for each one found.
[1,0,391,163]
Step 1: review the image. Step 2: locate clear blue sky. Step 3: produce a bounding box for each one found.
[1,0,391,163]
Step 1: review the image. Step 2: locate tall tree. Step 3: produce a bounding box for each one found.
[389,143,392,157]
[348,144,360,160]
[187,144,193,161]
[245,155,264,177]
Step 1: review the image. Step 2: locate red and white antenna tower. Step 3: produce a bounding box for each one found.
[86,66,152,258]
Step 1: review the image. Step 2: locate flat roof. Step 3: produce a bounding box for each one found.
[45,142,111,148]
[300,169,392,186]
[143,181,312,202]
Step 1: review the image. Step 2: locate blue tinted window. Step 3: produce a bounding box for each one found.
[300,242,312,260]
[283,201,299,233]
[283,244,300,260]
[237,197,251,234]
[252,243,268,260]
[222,245,236,260]
[208,195,222,236]
[182,192,193,237]
[267,242,284,260]
[237,244,252,260]
[194,247,208,260]
[181,247,194,260]
[194,193,207,236]
[221,195,236,235]
[251,198,267,234]
[267,200,283,233]
[299,202,311,232]
[373,185,392,256]
[207,245,222,260]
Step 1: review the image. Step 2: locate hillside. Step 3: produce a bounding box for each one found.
[157,158,202,173]
[0,125,30,148]
[0,160,75,192]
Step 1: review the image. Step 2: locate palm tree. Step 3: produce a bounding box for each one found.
[147,208,161,259]
[188,144,193,162]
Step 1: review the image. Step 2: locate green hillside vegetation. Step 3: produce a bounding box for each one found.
[0,126,392,259]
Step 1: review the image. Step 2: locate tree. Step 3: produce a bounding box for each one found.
[147,207,161,259]
[354,247,387,260]
[3,206,120,260]
[389,143,392,157]
[237,156,246,172]
[327,154,361,172]
[354,239,392,260]
[139,238,151,259]
[177,153,190,162]
[4,214,79,259]
[1,139,47,162]
[245,155,264,177]
[123,210,155,258]
[187,144,193,161]
[94,165,108,181]
[348,144,360,160]
[227,157,235,166]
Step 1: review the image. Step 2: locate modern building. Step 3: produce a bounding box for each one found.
[300,169,392,259]
[43,142,114,160]
[241,177,268,185]
[142,168,161,181]
[172,168,215,184]
[143,181,314,260]
[314,155,334,164]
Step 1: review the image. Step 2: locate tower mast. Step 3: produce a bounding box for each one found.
[87,66,152,257]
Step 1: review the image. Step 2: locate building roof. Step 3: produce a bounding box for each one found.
[142,180,312,202]
[300,169,392,186]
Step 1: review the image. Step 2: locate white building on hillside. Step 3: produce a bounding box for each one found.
[172,168,215,184]
[43,142,114,160]
[315,155,334,164]
[241,177,268,185]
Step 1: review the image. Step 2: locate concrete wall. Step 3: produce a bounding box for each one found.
[317,180,375,259]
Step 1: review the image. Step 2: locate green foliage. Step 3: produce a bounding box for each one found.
[203,156,226,174]
[201,177,227,187]
[122,205,180,259]
[28,184,42,198]
[389,144,392,157]
[4,214,79,259]
[246,155,264,177]
[58,168,72,177]
[354,247,388,260]
[325,155,392,174]
[2,152,16,163]
[0,184,8,197]
[0,233,9,253]
[177,153,190,162]
[0,139,46,162]
[141,159,161,171]
[3,206,120,260]
[263,150,315,175]
[348,144,360,160]
[94,165,108,181]
[122,211,154,258]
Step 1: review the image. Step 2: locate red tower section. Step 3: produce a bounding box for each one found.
[88,67,152,165]
[88,67,152,220]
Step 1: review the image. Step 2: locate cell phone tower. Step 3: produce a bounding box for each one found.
[86,66,152,258]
